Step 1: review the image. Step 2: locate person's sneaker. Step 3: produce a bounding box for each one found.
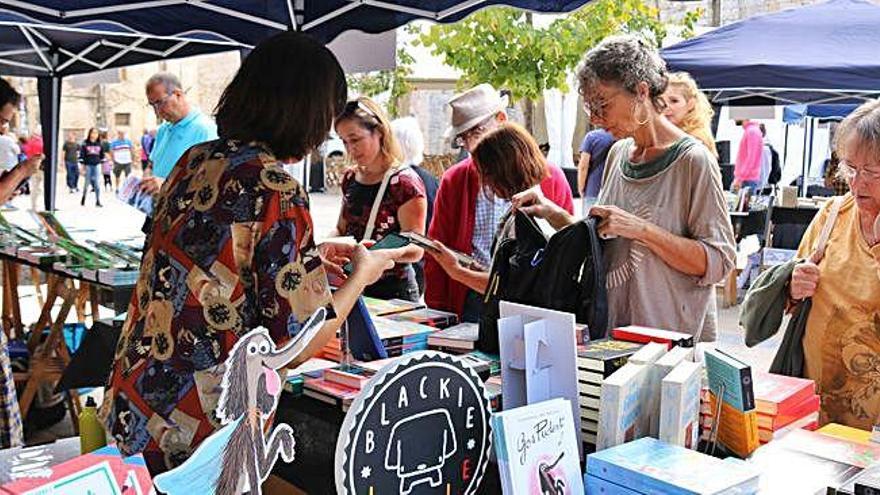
[80,196,85,206]
[96,202,103,208]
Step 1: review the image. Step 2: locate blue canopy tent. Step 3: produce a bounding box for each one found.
[782,104,859,124]
[662,0,880,107]
[1,0,591,211]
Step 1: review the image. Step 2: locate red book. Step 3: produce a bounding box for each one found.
[0,445,152,494]
[611,325,693,349]
[754,372,816,415]
[757,394,820,431]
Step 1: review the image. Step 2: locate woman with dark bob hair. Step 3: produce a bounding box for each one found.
[515,35,735,342]
[101,32,396,474]
[429,122,554,294]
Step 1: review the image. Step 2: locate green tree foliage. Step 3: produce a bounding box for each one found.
[416,0,692,101]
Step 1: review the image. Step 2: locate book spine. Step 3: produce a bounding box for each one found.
[856,483,880,495]
[739,367,755,411]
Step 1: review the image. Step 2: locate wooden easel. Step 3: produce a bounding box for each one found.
[1,259,24,340]
[18,279,81,432]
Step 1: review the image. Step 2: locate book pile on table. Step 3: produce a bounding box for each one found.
[585,437,760,494]
[703,348,760,458]
[301,363,376,411]
[577,338,643,450]
[427,322,478,354]
[319,315,438,361]
[384,306,458,328]
[753,372,819,444]
[361,297,424,316]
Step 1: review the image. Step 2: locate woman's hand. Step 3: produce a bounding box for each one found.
[318,239,356,280]
[19,154,43,177]
[589,204,650,240]
[511,187,574,230]
[349,244,395,285]
[790,261,820,300]
[425,241,461,276]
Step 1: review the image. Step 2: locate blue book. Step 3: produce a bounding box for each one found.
[586,474,644,494]
[345,297,388,361]
[704,348,755,412]
[586,438,760,495]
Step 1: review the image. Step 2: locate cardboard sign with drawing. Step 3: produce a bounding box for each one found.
[153,308,327,495]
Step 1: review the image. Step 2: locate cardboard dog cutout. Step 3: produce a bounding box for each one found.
[153,308,327,495]
[335,351,492,495]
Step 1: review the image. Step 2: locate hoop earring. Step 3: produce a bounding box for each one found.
[632,100,650,127]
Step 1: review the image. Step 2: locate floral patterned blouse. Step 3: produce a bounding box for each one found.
[101,140,333,472]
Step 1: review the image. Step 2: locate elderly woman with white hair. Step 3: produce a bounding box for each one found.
[787,99,880,429]
[391,116,438,295]
[514,35,735,342]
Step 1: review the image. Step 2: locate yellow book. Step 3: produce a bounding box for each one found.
[817,423,872,445]
[709,393,759,458]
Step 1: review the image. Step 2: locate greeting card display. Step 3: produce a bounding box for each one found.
[335,352,492,495]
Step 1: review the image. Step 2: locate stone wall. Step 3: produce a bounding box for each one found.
[658,0,841,26]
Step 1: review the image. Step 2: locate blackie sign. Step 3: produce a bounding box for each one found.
[335,352,492,494]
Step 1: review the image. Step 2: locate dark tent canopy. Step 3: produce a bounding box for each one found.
[782,104,859,124]
[0,0,592,210]
[662,0,880,106]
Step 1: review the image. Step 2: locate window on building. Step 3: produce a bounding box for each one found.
[114,113,131,127]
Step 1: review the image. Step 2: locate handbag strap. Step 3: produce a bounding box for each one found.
[810,196,844,264]
[362,165,397,241]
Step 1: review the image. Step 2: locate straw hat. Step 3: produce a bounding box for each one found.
[445,83,506,138]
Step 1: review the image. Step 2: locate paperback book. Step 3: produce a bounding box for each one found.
[659,361,702,449]
[705,348,755,412]
[596,363,648,451]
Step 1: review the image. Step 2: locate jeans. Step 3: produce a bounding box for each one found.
[740,180,761,191]
[64,161,78,190]
[82,164,100,204]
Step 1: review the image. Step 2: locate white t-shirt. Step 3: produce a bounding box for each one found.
[0,134,20,171]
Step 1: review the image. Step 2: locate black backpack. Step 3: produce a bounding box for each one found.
[478,211,608,353]
[767,144,781,185]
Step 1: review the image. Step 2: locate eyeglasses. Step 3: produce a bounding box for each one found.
[583,89,623,119]
[454,116,497,148]
[147,92,175,110]
[838,160,880,183]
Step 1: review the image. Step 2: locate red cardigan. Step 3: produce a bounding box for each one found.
[425,157,575,318]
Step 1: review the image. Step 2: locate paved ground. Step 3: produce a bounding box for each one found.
[9,177,778,444]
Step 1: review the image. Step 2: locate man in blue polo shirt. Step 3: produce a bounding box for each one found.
[140,72,217,195]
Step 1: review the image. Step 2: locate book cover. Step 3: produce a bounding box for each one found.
[385,307,459,329]
[586,437,760,495]
[659,361,702,449]
[749,443,862,495]
[493,398,584,495]
[853,464,880,494]
[779,428,880,469]
[303,376,361,403]
[757,394,820,431]
[628,342,667,438]
[596,363,648,451]
[585,474,643,495]
[704,348,755,412]
[708,392,760,458]
[611,326,694,349]
[753,372,816,416]
[361,297,425,317]
[324,365,375,390]
[577,339,644,373]
[817,423,874,445]
[0,446,152,495]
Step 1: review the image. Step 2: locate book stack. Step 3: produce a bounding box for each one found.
[704,348,759,458]
[284,357,339,395]
[427,322,478,354]
[384,307,458,328]
[611,325,694,349]
[585,437,760,494]
[493,399,584,495]
[319,316,439,361]
[576,339,644,450]
[753,372,819,444]
[302,364,375,411]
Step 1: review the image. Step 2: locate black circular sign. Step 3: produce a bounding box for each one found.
[336,352,491,495]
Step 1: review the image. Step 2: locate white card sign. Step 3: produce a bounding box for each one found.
[335,352,492,495]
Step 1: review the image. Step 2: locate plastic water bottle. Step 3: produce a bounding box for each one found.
[78,397,107,454]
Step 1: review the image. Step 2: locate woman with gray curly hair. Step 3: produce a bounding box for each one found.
[514,35,735,342]
[787,99,880,429]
